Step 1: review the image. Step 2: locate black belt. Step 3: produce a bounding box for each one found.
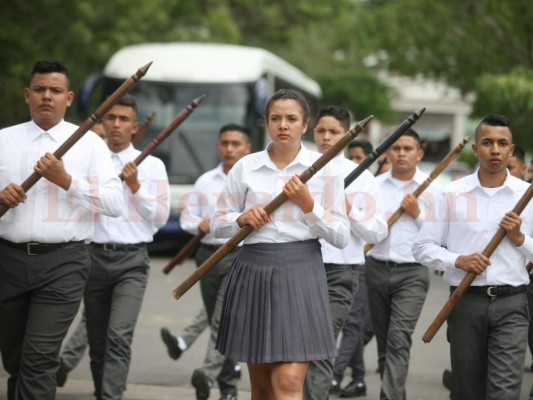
[450,284,528,297]
[90,243,145,252]
[368,256,419,268]
[0,238,82,256]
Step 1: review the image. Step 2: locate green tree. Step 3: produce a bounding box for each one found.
[354,0,533,150]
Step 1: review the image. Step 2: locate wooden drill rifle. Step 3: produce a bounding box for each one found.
[422,183,533,343]
[171,115,374,300]
[118,96,205,180]
[132,112,155,147]
[364,135,471,254]
[0,62,152,218]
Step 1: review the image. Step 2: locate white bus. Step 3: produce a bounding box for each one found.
[78,42,322,249]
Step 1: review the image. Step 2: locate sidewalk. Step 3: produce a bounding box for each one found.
[0,378,253,400]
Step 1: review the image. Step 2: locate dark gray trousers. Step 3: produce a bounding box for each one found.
[196,244,239,396]
[60,310,88,371]
[333,264,367,383]
[0,242,89,400]
[448,290,528,400]
[304,263,358,400]
[85,245,149,400]
[365,258,429,400]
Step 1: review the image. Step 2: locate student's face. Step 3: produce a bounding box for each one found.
[528,164,533,182]
[217,130,251,172]
[103,104,138,152]
[313,116,345,154]
[348,146,367,164]
[473,124,514,175]
[265,99,308,148]
[386,135,423,177]
[506,156,526,179]
[24,72,74,131]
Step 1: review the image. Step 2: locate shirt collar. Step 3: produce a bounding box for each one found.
[111,144,136,164]
[382,166,426,186]
[28,119,66,142]
[457,168,523,195]
[253,142,314,171]
[213,163,227,178]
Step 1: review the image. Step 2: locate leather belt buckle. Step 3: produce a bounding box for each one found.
[26,242,40,256]
[486,286,497,297]
[103,243,117,251]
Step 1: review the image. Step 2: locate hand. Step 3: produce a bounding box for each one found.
[122,162,140,193]
[0,183,26,208]
[401,194,420,219]
[198,217,210,234]
[455,253,491,275]
[283,175,313,213]
[237,205,270,230]
[499,211,525,246]
[34,152,71,190]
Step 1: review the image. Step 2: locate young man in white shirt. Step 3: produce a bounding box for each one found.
[0,60,123,400]
[366,129,441,400]
[304,106,387,400]
[84,94,170,400]
[413,114,533,400]
[163,124,251,400]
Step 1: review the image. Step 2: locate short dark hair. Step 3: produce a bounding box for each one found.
[219,123,251,140]
[115,94,137,113]
[512,145,525,164]
[402,128,422,149]
[316,106,351,131]
[474,114,511,140]
[264,89,310,122]
[30,60,69,86]
[348,139,373,156]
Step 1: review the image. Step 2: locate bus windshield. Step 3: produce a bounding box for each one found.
[106,79,256,184]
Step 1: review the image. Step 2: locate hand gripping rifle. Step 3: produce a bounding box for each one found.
[0,62,152,218]
[118,96,205,181]
[171,115,374,300]
[164,108,426,276]
[422,183,533,343]
[364,135,471,254]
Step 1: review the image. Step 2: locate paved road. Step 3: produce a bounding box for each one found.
[1,256,533,399]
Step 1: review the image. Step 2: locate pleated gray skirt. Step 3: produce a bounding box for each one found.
[216,239,337,363]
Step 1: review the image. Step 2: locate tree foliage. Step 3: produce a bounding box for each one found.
[1,0,532,151]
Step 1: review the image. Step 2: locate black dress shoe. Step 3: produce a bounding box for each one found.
[339,380,366,398]
[218,394,237,400]
[329,379,341,396]
[191,369,213,400]
[160,327,182,360]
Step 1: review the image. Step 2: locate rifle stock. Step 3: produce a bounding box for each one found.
[163,232,205,274]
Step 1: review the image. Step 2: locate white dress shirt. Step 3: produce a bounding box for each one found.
[93,145,170,244]
[180,164,229,246]
[0,120,123,243]
[367,167,441,263]
[212,143,349,248]
[320,155,387,265]
[412,170,533,286]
